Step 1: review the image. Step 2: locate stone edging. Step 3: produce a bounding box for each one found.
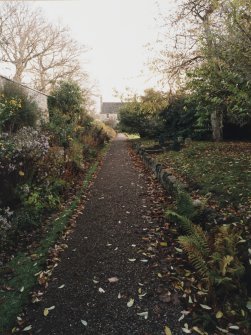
[134,144,188,195]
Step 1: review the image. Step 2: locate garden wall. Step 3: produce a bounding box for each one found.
[0,75,49,123]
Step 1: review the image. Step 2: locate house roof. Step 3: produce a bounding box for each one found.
[101,102,124,114]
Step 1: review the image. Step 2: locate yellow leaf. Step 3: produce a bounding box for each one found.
[127,298,134,307]
[43,308,49,316]
[164,326,172,335]
[216,311,223,319]
[220,255,233,276]
[19,171,25,176]
[160,242,168,247]
[192,326,207,334]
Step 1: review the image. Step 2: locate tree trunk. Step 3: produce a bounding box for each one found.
[13,66,23,83]
[211,110,223,141]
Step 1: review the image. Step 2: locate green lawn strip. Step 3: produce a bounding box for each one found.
[140,140,251,212]
[0,145,109,333]
[125,133,140,140]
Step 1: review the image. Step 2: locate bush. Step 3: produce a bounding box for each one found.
[67,139,83,169]
[0,207,14,250]
[0,81,38,133]
[48,80,84,119]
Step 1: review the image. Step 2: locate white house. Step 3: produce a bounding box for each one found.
[99,102,124,125]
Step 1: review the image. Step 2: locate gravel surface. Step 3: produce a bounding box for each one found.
[24,134,182,335]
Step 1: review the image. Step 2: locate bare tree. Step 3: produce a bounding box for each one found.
[149,0,221,88]
[28,23,88,93]
[0,1,50,82]
[0,1,87,92]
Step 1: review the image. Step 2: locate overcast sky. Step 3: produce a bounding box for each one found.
[37,0,177,103]
[0,0,176,110]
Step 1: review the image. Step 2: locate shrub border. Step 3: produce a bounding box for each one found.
[0,144,110,333]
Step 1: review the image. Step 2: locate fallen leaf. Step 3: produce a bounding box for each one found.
[58,284,65,289]
[139,292,147,299]
[192,326,206,334]
[137,311,148,319]
[23,325,32,331]
[160,242,168,247]
[127,298,134,307]
[80,320,87,326]
[108,277,119,283]
[216,311,223,319]
[140,259,148,263]
[43,308,49,317]
[216,327,229,333]
[98,287,105,293]
[128,258,136,262]
[229,325,239,330]
[188,296,193,304]
[20,286,24,292]
[118,292,121,299]
[246,299,251,310]
[200,304,212,310]
[164,325,172,335]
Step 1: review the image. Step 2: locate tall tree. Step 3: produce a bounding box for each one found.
[151,0,251,140]
[28,25,88,93]
[0,1,87,92]
[0,1,49,82]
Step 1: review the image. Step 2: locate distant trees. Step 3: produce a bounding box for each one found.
[119,89,168,138]
[0,1,87,93]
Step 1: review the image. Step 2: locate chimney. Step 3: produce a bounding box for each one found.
[100,96,103,114]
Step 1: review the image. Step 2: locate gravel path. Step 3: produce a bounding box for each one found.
[25,134,182,335]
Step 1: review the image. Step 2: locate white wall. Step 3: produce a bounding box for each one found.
[0,75,49,123]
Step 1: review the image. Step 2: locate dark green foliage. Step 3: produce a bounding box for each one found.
[160,94,197,139]
[176,190,197,219]
[118,89,167,138]
[48,80,84,119]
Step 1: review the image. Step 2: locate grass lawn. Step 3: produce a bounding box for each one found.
[139,140,251,223]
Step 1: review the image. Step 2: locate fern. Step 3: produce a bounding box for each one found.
[166,210,195,235]
[178,235,209,278]
[176,190,196,219]
[213,225,239,256]
[167,210,245,292]
[166,210,209,255]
